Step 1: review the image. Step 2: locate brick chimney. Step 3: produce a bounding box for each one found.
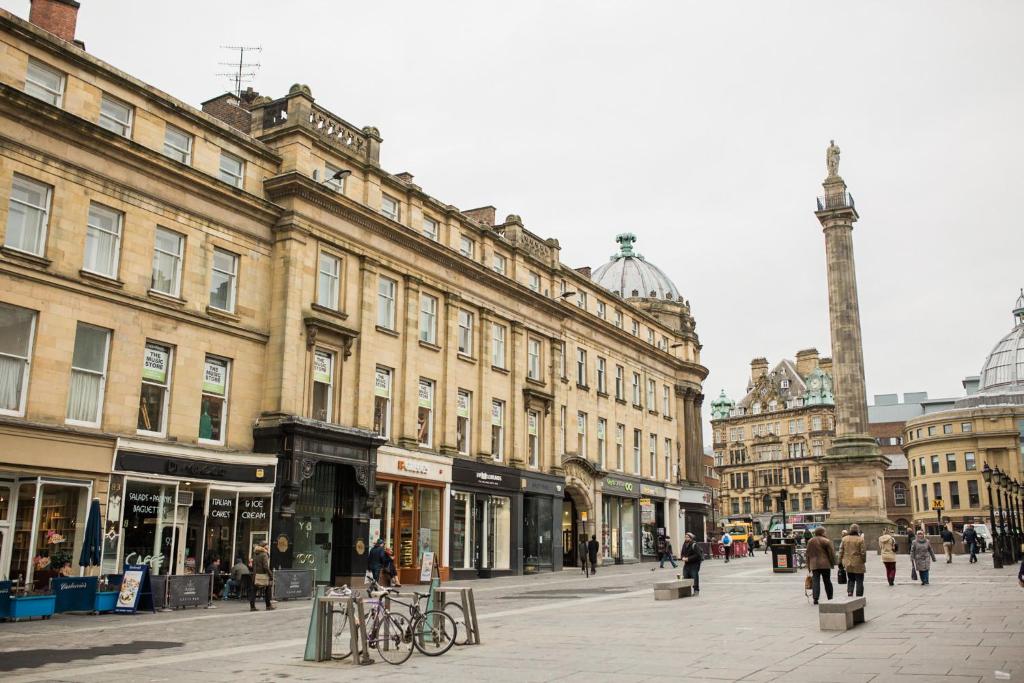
[574,266,592,278]
[750,357,769,382]
[29,0,80,44]
[795,348,820,377]
[463,206,496,226]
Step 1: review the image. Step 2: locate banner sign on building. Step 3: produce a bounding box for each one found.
[142,345,169,383]
[313,352,332,384]
[418,382,433,408]
[491,402,502,426]
[374,369,390,397]
[527,412,538,436]
[202,359,227,395]
[456,392,470,418]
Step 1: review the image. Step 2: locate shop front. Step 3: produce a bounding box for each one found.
[0,424,112,586]
[522,469,563,574]
[104,440,276,577]
[449,459,522,579]
[253,416,384,587]
[677,484,712,543]
[561,455,601,569]
[599,475,641,564]
[372,446,451,584]
[639,483,668,561]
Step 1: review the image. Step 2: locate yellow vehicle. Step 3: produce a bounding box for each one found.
[722,522,752,545]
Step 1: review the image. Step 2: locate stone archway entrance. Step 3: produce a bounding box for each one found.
[561,456,599,568]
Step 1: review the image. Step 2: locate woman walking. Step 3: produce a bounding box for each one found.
[249,541,274,611]
[805,527,837,605]
[910,530,937,585]
[839,524,867,597]
[878,528,897,586]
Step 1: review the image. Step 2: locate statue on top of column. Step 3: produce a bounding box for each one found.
[826,139,841,178]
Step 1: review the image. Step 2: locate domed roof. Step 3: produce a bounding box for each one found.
[710,389,735,420]
[977,289,1024,394]
[592,233,681,301]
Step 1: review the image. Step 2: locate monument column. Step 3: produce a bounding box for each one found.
[815,140,891,548]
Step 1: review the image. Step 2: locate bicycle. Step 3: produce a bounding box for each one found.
[325,585,355,661]
[360,580,457,664]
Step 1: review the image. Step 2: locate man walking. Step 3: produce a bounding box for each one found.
[806,526,837,604]
[579,540,589,576]
[747,533,755,557]
[839,524,867,598]
[940,526,955,563]
[587,535,599,575]
[659,537,678,569]
[721,531,733,563]
[681,532,703,594]
[963,524,979,563]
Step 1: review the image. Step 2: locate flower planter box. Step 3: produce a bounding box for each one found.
[94,591,118,613]
[10,594,56,621]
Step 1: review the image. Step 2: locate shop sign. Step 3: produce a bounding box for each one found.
[418,381,433,408]
[116,450,275,485]
[419,551,435,582]
[126,488,174,516]
[374,368,391,397]
[313,351,333,384]
[202,359,227,395]
[475,471,503,486]
[273,570,313,599]
[115,564,151,614]
[527,412,538,436]
[240,497,266,520]
[210,494,235,519]
[640,498,655,524]
[491,403,502,426]
[456,392,470,418]
[142,345,169,383]
[604,477,635,494]
[397,460,430,475]
[640,484,665,498]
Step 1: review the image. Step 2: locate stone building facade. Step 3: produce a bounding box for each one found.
[0,2,706,585]
[711,349,836,525]
[905,293,1024,534]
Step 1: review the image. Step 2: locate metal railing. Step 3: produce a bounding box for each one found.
[816,192,855,211]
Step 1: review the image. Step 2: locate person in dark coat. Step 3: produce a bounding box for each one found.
[680,533,703,594]
[806,526,838,604]
[579,541,589,576]
[962,524,979,564]
[659,537,678,569]
[367,539,387,582]
[587,535,599,575]
[249,543,273,611]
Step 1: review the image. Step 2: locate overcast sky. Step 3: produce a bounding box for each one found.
[17,1,1023,427]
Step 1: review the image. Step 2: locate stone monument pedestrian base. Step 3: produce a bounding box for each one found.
[819,596,866,631]
[653,579,694,600]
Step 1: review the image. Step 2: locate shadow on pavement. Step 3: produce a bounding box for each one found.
[0,640,183,671]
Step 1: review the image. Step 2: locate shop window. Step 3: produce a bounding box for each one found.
[199,355,230,443]
[491,400,505,461]
[488,496,511,570]
[151,227,184,297]
[318,252,341,310]
[597,418,607,469]
[577,411,587,458]
[451,492,472,569]
[5,174,52,256]
[417,379,434,447]
[417,487,441,566]
[528,410,540,467]
[373,367,392,438]
[237,494,271,556]
[396,484,416,568]
[523,496,553,568]
[205,491,236,570]
[137,342,172,435]
[527,338,541,380]
[312,350,334,422]
[0,302,37,416]
[66,323,111,426]
[456,390,471,454]
[121,480,176,575]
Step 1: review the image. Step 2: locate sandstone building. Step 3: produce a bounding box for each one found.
[0,1,707,585]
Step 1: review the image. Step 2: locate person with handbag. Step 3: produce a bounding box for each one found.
[805,526,837,605]
[910,530,937,585]
[878,528,897,586]
[839,524,867,597]
[250,542,274,612]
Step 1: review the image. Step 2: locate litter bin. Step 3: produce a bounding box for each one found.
[771,542,797,573]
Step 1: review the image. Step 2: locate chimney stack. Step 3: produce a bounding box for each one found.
[463,206,496,226]
[795,348,820,377]
[29,0,80,44]
[750,357,769,382]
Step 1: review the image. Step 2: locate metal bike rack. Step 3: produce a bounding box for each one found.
[434,587,481,645]
[315,595,374,665]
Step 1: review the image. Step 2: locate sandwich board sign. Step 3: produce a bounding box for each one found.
[115,563,155,614]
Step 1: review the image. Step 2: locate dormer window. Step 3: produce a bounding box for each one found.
[780,379,789,389]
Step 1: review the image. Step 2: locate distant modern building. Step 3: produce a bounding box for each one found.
[904,291,1024,533]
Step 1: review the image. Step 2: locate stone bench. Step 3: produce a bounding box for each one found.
[818,597,866,631]
[653,579,694,600]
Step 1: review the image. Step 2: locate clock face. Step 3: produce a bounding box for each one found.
[810,378,820,389]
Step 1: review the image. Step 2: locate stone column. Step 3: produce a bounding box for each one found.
[814,147,891,548]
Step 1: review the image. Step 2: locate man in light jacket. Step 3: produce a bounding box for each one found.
[838,524,867,598]
[878,529,897,586]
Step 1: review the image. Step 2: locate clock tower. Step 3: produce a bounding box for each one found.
[814,142,892,548]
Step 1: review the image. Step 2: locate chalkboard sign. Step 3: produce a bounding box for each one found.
[52,576,98,613]
[272,569,313,600]
[150,575,168,609]
[115,564,152,614]
[167,574,212,609]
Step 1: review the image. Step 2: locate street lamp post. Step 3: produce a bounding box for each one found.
[1002,471,1018,564]
[995,467,1010,564]
[982,463,1002,569]
[1010,478,1022,563]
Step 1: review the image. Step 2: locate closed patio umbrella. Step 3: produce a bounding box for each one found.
[78,497,103,574]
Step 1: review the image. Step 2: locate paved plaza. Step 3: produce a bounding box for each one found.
[1,553,1022,683]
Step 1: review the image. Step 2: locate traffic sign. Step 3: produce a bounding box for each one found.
[931,499,944,510]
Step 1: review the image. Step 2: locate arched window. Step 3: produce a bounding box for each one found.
[893,482,907,506]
